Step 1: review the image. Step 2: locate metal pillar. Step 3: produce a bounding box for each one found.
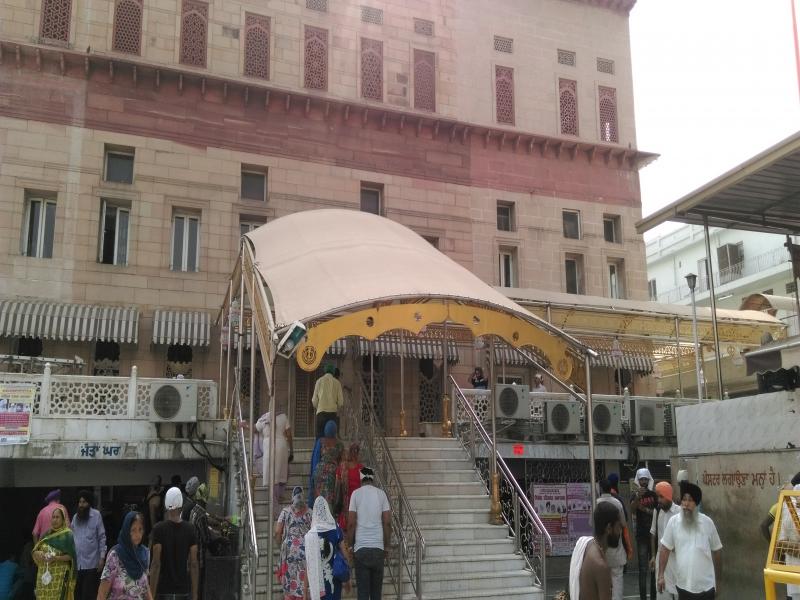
[674,317,683,397]
[441,321,451,437]
[400,330,407,437]
[584,353,597,508]
[249,268,257,478]
[224,280,233,417]
[488,336,502,524]
[702,217,724,400]
[689,286,704,402]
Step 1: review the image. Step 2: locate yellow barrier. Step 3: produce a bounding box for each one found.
[765,491,800,599]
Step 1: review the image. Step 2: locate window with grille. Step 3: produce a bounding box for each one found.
[244,13,270,79]
[562,210,581,239]
[22,194,56,258]
[171,213,200,272]
[717,242,744,283]
[361,5,383,24]
[495,66,514,124]
[497,201,514,232]
[304,26,328,90]
[499,248,516,288]
[603,215,621,243]
[361,38,383,101]
[179,0,208,68]
[414,18,433,36]
[648,279,658,301]
[565,254,584,295]
[40,0,72,42]
[787,282,797,294]
[413,49,436,111]
[241,166,267,201]
[104,146,135,184]
[598,86,618,143]
[99,200,130,266]
[559,78,578,136]
[597,57,615,74]
[112,0,142,54]
[557,49,575,66]
[360,184,383,215]
[494,36,513,53]
[306,0,327,11]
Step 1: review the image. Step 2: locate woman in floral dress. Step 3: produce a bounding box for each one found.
[275,486,313,599]
[313,420,343,511]
[98,511,152,600]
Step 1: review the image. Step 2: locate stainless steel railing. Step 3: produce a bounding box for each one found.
[232,383,259,599]
[449,375,552,594]
[341,380,426,599]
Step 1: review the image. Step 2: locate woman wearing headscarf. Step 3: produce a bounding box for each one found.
[303,497,349,600]
[312,421,343,513]
[97,512,152,600]
[32,506,76,600]
[275,487,313,600]
[335,443,363,530]
[256,410,293,519]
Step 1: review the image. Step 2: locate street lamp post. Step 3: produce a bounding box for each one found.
[685,273,704,402]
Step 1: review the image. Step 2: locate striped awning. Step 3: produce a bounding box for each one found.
[0,300,138,343]
[153,310,211,346]
[493,346,541,366]
[358,337,459,362]
[591,352,654,374]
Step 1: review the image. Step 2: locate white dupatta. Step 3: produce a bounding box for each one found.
[569,535,593,600]
[305,497,337,599]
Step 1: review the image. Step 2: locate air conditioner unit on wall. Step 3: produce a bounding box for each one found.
[591,401,622,435]
[666,402,689,437]
[629,398,665,437]
[150,382,199,422]
[495,384,530,419]
[544,400,581,435]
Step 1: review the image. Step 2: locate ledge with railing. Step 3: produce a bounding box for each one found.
[450,376,552,595]
[656,246,789,304]
[339,380,426,599]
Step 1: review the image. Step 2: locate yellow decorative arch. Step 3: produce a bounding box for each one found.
[295,301,576,379]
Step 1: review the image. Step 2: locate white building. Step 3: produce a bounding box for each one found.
[646,225,799,334]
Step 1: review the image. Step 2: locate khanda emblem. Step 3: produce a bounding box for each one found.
[301,345,317,366]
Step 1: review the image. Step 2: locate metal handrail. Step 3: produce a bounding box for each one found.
[233,383,259,598]
[347,380,426,599]
[449,375,551,593]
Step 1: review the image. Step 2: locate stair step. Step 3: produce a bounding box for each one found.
[392,458,475,471]
[419,553,528,575]
[390,447,469,460]
[407,494,488,510]
[413,508,490,526]
[420,523,510,542]
[402,481,486,496]
[424,538,516,557]
[396,469,478,484]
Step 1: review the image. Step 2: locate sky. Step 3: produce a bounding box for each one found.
[630,0,800,239]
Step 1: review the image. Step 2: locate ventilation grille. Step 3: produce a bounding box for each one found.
[788,282,797,294]
[153,384,181,419]
[306,0,327,12]
[498,387,520,417]
[361,5,383,24]
[593,403,611,431]
[597,57,615,74]
[639,404,656,431]
[494,35,513,53]
[414,18,433,36]
[550,403,572,432]
[557,49,575,66]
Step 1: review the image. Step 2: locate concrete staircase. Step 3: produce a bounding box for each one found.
[250,436,543,599]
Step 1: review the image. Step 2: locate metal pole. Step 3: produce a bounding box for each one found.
[224,280,233,417]
[786,235,800,333]
[489,336,502,524]
[249,268,257,479]
[370,341,375,433]
[441,321,451,436]
[267,358,277,600]
[584,353,597,508]
[400,330,407,436]
[689,287,704,402]
[674,317,683,397]
[702,217,724,400]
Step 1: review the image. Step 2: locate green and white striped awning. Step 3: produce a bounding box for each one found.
[0,300,139,343]
[153,309,211,347]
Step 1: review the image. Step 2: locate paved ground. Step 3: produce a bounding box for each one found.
[546,569,647,599]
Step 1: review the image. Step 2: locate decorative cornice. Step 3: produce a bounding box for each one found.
[0,40,657,170]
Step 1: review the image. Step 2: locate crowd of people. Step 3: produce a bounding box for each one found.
[259,362,392,600]
[0,474,230,600]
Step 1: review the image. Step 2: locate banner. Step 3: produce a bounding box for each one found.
[566,483,593,541]
[531,482,594,556]
[0,384,35,445]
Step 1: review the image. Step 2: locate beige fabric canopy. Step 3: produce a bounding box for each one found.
[243,209,587,352]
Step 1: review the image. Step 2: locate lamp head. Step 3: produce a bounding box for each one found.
[685,273,697,291]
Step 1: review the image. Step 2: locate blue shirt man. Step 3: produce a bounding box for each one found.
[71,489,107,600]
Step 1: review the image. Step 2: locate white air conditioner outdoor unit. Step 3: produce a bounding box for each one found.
[666,402,689,437]
[495,384,530,419]
[630,398,665,437]
[545,400,581,435]
[591,401,622,435]
[150,382,199,422]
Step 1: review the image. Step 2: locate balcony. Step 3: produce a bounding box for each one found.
[656,246,788,304]
[0,364,225,461]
